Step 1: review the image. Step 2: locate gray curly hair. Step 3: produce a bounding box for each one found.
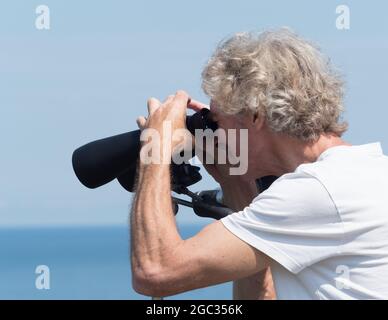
[202,28,348,141]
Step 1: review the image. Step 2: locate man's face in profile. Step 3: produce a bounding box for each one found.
[208,99,258,178]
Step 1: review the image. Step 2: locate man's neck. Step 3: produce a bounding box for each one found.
[264,133,351,176]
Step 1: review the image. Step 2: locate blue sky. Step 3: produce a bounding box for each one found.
[1,0,387,226]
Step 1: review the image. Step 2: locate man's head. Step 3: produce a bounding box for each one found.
[202,28,349,177]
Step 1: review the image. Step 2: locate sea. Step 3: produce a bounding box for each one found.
[0,224,232,300]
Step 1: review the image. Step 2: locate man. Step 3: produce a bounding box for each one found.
[130,29,388,299]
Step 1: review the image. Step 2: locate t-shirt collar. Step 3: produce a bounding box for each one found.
[317,142,383,161]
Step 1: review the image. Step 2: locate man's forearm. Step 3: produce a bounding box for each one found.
[131,162,181,286]
[221,180,276,300]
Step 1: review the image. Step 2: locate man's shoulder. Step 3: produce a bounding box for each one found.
[295,143,388,177]
[253,170,335,215]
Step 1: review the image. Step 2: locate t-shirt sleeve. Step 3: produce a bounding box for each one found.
[221,172,345,274]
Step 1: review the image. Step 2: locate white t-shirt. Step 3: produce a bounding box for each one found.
[221,143,388,300]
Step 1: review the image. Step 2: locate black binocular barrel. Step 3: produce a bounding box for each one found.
[72,130,141,190]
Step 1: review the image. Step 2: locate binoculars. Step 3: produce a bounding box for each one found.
[72,108,217,193]
[72,108,277,220]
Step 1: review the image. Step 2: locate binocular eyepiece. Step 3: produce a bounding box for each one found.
[72,108,217,193]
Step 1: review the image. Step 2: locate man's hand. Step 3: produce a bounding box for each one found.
[137,91,189,132]
[136,91,192,162]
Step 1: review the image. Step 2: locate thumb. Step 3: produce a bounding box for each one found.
[188,99,209,112]
[136,116,147,130]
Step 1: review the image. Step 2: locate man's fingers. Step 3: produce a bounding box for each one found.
[172,90,190,108]
[188,99,209,112]
[164,95,175,105]
[147,97,161,114]
[136,116,147,130]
